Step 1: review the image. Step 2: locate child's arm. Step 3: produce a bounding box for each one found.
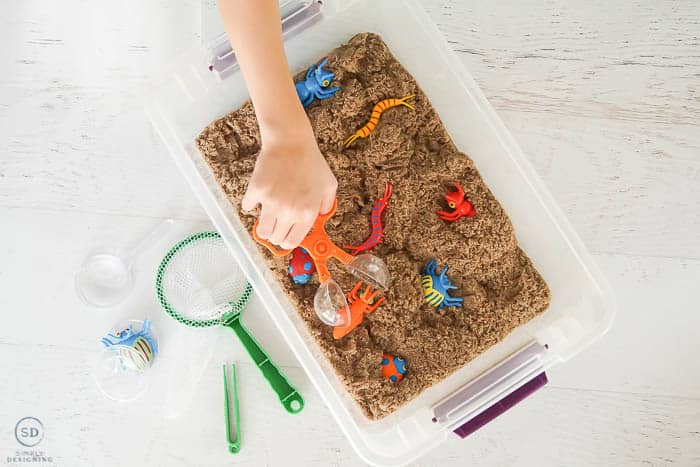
[217,0,337,249]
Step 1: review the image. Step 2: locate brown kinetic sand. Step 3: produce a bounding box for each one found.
[196,33,551,420]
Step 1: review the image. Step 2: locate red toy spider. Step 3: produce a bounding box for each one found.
[436,182,476,222]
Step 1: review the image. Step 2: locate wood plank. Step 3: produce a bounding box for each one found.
[0,343,698,466]
[0,0,205,219]
[551,252,700,399]
[424,386,700,467]
[423,0,700,125]
[504,113,700,259]
[422,0,700,258]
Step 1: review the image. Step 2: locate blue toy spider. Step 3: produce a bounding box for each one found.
[295,58,340,108]
[421,259,464,310]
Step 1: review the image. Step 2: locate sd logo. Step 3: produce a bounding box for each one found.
[14,417,44,447]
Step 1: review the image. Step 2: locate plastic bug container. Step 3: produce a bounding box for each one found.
[148,0,616,464]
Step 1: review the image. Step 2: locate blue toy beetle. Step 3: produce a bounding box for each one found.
[295,58,340,108]
[101,320,158,371]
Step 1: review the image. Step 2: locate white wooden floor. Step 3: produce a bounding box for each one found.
[2,1,699,466]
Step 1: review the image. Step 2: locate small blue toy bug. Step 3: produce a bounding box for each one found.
[101,320,158,371]
[295,58,340,108]
[421,258,464,310]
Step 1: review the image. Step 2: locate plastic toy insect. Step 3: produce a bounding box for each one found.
[381,353,407,383]
[421,259,464,310]
[344,182,393,255]
[295,58,340,108]
[288,247,316,285]
[343,94,415,148]
[101,320,158,371]
[436,182,476,222]
[333,281,385,339]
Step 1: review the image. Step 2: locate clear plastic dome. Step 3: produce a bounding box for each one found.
[313,279,350,326]
[93,345,150,401]
[92,319,157,402]
[347,254,391,290]
[75,252,133,308]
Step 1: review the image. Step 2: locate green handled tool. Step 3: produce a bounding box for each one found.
[223,363,241,453]
[156,231,304,414]
[223,307,304,413]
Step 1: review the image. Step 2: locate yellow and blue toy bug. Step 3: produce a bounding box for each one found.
[421,258,464,310]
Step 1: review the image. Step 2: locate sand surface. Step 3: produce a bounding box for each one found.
[196,33,550,419]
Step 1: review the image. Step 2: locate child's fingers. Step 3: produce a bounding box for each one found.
[269,217,294,247]
[255,204,277,239]
[280,211,316,249]
[241,187,258,212]
[319,191,335,215]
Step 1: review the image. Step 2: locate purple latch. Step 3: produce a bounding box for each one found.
[208,0,324,79]
[431,342,548,438]
[453,372,548,438]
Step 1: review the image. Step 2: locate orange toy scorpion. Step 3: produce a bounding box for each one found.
[343,94,415,148]
[344,182,393,255]
[333,281,385,339]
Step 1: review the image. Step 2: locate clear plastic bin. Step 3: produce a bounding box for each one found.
[147,1,616,464]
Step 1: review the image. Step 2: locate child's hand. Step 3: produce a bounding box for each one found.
[242,123,337,250]
[219,0,336,249]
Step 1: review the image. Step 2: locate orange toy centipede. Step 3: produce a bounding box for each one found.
[343,94,415,148]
